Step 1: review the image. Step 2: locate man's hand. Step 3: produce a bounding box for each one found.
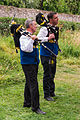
[48,33,55,40]
[31,35,38,40]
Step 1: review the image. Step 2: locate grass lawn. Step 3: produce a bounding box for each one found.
[0,60,80,120]
[0,32,80,120]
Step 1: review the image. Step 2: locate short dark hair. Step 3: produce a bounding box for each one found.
[47,12,57,21]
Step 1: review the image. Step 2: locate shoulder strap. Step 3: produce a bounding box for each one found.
[46,27,50,37]
[22,31,30,36]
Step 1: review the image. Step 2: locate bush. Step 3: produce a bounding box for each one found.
[1,17,80,36]
[59,21,80,32]
[59,30,80,58]
[1,17,80,59]
[0,0,40,9]
[60,43,80,58]
[0,17,26,35]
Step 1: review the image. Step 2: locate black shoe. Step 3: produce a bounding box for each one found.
[35,108,46,114]
[44,97,54,101]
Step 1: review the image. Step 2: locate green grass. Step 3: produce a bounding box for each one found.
[0,63,80,120]
[0,33,80,120]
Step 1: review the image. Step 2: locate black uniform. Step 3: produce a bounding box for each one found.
[20,34,40,111]
[38,26,59,98]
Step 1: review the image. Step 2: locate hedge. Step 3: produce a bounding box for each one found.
[0,17,80,35]
[0,17,26,35]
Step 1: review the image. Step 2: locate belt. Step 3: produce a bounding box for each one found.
[49,40,56,43]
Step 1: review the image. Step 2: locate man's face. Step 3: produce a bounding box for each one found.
[51,14,58,26]
[31,21,37,33]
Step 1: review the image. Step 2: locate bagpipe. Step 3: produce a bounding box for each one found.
[10,14,26,53]
[36,12,61,57]
[10,14,41,53]
[36,12,58,35]
[10,13,58,57]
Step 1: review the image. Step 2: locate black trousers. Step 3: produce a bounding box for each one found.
[41,56,56,98]
[22,64,39,111]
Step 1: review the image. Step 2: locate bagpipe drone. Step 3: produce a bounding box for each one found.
[10,14,27,53]
[36,12,58,35]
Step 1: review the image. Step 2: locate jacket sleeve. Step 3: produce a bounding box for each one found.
[19,35,34,52]
[37,27,49,42]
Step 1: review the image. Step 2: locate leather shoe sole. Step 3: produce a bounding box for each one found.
[34,108,46,115]
[44,97,54,101]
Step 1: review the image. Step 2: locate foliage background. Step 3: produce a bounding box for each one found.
[0,6,80,120]
[0,0,80,15]
[0,1,80,119]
